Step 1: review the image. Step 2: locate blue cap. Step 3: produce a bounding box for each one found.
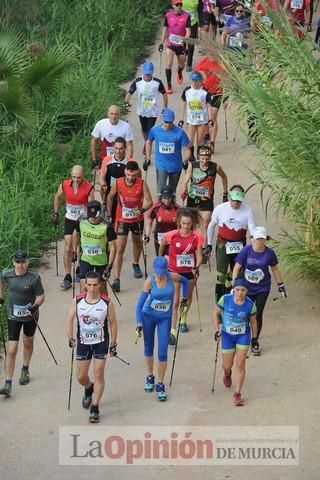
[233,278,247,288]
[143,61,154,75]
[153,256,168,276]
[190,71,202,81]
[162,108,175,123]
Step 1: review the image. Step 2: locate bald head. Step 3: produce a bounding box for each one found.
[71,165,84,185]
[108,105,120,125]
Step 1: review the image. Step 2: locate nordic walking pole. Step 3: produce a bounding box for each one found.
[107,279,122,306]
[169,311,183,387]
[0,311,7,357]
[54,224,59,276]
[211,340,219,394]
[33,316,58,365]
[224,108,228,141]
[67,344,75,410]
[113,355,130,366]
[160,50,163,75]
[72,253,77,298]
[233,122,239,143]
[138,223,148,279]
[194,278,202,332]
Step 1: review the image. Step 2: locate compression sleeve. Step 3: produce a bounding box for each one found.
[180,275,189,299]
[136,291,148,323]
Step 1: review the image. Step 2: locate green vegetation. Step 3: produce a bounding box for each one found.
[0,0,167,269]
[219,9,320,282]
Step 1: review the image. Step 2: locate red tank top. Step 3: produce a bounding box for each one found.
[165,229,203,273]
[62,179,93,205]
[115,177,144,223]
[148,202,179,233]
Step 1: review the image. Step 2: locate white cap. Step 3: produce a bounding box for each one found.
[253,226,267,240]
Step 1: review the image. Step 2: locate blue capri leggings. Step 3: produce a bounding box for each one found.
[142,313,171,362]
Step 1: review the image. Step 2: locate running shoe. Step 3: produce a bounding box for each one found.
[179,322,189,333]
[112,278,120,292]
[233,392,244,406]
[223,369,232,388]
[132,264,143,279]
[144,374,155,392]
[169,329,177,345]
[166,87,173,94]
[156,382,167,401]
[61,275,72,290]
[82,383,94,409]
[177,70,183,85]
[0,384,11,397]
[252,345,261,356]
[89,404,100,423]
[19,369,30,385]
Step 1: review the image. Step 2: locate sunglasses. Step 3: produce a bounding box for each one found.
[235,9,244,12]
[174,3,183,6]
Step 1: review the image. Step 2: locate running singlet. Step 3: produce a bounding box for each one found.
[188,161,217,200]
[128,77,166,118]
[80,220,115,266]
[148,202,179,243]
[0,269,44,322]
[142,274,175,318]
[62,179,93,221]
[182,86,211,125]
[210,202,256,245]
[193,57,224,96]
[100,155,127,181]
[164,10,191,48]
[76,293,109,345]
[115,177,144,223]
[218,293,256,335]
[165,229,204,273]
[235,245,278,295]
[91,118,134,159]
[182,0,200,25]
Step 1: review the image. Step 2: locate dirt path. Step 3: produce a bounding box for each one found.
[1,33,319,480]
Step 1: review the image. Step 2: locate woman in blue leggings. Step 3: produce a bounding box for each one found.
[136,256,188,401]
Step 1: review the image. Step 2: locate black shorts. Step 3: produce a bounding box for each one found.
[116,220,144,237]
[76,335,109,361]
[167,44,185,56]
[211,94,223,109]
[8,318,37,341]
[64,217,80,236]
[200,12,217,27]
[169,270,194,280]
[187,196,214,212]
[139,116,157,135]
[79,260,107,280]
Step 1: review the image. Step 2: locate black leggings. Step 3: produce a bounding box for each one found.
[248,291,269,339]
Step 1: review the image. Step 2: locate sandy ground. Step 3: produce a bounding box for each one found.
[1,25,319,480]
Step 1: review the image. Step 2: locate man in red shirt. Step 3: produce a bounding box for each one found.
[284,0,311,27]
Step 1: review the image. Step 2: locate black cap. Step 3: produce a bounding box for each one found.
[87,200,101,218]
[126,160,139,171]
[160,185,174,198]
[14,250,28,261]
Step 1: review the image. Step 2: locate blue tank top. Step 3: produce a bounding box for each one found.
[218,293,256,335]
[142,274,175,317]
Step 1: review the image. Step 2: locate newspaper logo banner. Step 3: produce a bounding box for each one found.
[59,426,299,466]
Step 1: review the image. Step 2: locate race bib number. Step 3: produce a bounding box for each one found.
[226,323,246,335]
[176,254,194,268]
[225,241,243,255]
[142,94,156,108]
[83,245,102,256]
[157,232,165,243]
[150,299,171,312]
[228,36,242,48]
[290,0,303,9]
[122,206,137,219]
[106,146,114,156]
[81,324,103,345]
[190,111,204,123]
[66,204,85,221]
[169,34,184,46]
[245,268,265,284]
[159,142,175,154]
[13,303,32,318]
[192,185,209,197]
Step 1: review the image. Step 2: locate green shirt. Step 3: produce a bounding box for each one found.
[80,219,116,266]
[183,0,199,26]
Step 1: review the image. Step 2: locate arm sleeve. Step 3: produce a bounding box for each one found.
[136,291,148,323]
[180,275,189,298]
[128,80,137,95]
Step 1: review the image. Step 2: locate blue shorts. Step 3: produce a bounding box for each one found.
[221,329,250,353]
[76,336,109,360]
